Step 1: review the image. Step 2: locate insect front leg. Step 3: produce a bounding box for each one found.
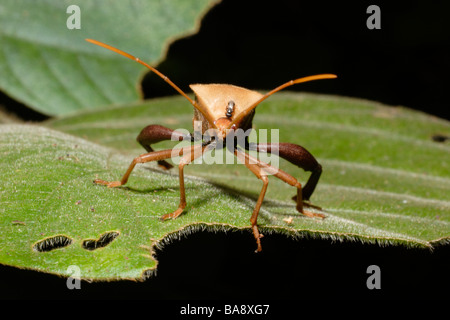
[160,144,208,221]
[234,149,268,253]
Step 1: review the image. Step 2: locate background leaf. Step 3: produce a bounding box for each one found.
[0,0,215,116]
[1,93,448,281]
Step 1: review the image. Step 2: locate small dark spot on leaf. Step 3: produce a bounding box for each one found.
[33,235,73,252]
[431,134,449,142]
[58,154,80,161]
[82,231,120,251]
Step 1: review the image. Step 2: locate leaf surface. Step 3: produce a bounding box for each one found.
[1,93,449,280]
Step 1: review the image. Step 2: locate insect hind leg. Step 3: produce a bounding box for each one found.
[248,142,322,201]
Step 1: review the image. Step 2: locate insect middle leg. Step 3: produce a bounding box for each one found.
[236,149,324,221]
[94,148,175,188]
[234,149,268,253]
[137,124,192,170]
[94,145,197,188]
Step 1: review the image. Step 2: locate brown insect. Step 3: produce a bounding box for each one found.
[86,39,336,252]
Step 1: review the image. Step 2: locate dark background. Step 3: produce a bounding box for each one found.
[142,0,450,121]
[1,0,449,302]
[1,232,448,302]
[1,0,449,121]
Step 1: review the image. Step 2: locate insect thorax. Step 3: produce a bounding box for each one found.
[193,108,213,134]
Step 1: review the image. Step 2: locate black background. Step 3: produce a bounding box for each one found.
[1,0,449,303]
[142,0,450,121]
[1,231,448,301]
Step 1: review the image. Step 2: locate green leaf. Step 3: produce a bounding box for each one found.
[46,92,450,246]
[0,124,248,280]
[1,93,449,280]
[0,0,214,116]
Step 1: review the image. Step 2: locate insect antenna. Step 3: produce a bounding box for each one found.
[85,39,216,127]
[228,74,337,129]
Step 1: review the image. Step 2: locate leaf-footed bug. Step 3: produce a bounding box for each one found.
[86,39,336,252]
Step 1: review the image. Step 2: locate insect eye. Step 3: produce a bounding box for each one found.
[226,100,235,118]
